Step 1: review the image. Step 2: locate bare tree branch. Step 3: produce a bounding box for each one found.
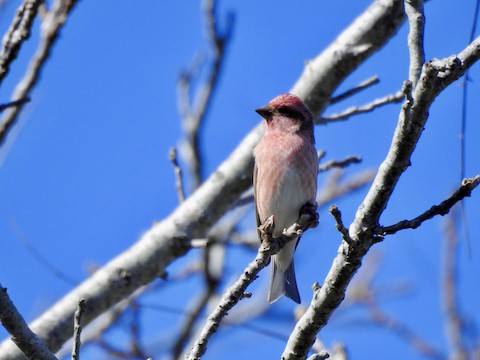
[405,0,425,87]
[0,0,79,146]
[0,0,42,85]
[318,90,404,124]
[376,176,480,235]
[169,147,187,203]
[0,98,30,112]
[318,156,362,172]
[292,0,405,114]
[171,228,230,359]
[307,351,330,360]
[174,3,234,355]
[71,299,85,360]
[328,205,352,244]
[282,35,480,360]
[186,206,318,360]
[329,75,379,104]
[178,0,234,190]
[0,284,57,360]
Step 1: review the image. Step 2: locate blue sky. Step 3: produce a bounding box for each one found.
[0,1,479,359]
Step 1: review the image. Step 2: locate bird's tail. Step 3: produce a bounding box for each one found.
[268,257,301,304]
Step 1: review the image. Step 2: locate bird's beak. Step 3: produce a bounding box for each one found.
[255,105,272,120]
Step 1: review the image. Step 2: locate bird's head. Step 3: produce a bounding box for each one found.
[256,94,314,137]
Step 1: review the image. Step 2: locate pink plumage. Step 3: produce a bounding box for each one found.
[253,94,318,303]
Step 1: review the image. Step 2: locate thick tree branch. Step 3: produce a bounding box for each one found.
[282,36,480,360]
[0,1,407,357]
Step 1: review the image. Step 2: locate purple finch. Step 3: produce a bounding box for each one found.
[253,94,318,304]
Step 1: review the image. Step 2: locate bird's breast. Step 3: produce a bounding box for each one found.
[254,133,317,236]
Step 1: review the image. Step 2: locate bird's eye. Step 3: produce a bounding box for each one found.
[277,106,302,119]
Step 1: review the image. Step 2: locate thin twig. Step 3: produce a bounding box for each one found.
[0,0,79,145]
[376,176,480,235]
[307,351,330,360]
[169,147,186,202]
[178,0,234,190]
[405,0,425,87]
[0,97,30,112]
[0,284,58,360]
[171,241,224,359]
[172,202,243,358]
[186,207,318,360]
[318,91,404,124]
[329,75,379,104]
[328,205,353,244]
[319,156,362,172]
[71,299,86,360]
[172,287,217,359]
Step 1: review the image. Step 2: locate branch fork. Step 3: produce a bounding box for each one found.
[186,204,318,360]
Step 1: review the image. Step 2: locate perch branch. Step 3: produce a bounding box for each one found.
[186,206,318,360]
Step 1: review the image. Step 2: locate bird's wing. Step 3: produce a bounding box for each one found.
[253,162,262,241]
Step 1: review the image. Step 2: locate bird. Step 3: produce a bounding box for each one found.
[253,94,318,304]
